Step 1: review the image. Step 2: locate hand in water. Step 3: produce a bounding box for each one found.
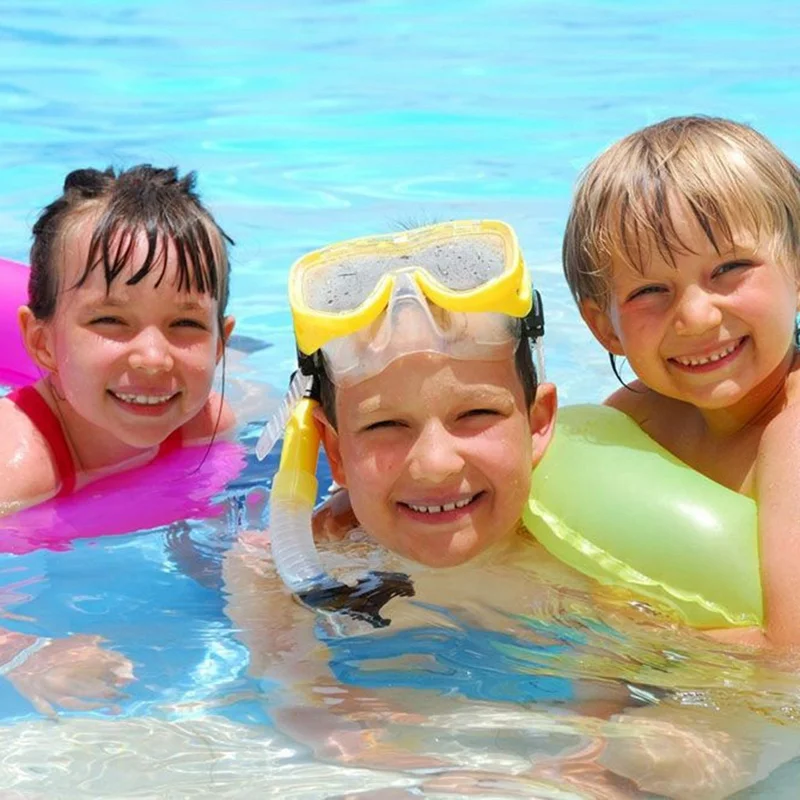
[5,634,134,718]
[598,708,741,799]
[273,704,446,771]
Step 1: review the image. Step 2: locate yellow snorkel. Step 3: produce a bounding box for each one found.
[256,220,543,624]
[267,396,326,591]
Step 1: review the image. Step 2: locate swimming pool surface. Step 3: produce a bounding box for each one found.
[3,1,800,797]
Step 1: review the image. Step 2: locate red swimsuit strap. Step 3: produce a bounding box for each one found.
[6,386,76,498]
[158,427,183,456]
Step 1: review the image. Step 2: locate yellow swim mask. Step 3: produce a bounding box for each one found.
[257,218,544,456]
[290,219,532,357]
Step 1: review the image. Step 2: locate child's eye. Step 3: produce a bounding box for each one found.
[172,318,208,330]
[713,259,753,278]
[626,285,666,302]
[90,315,124,325]
[459,408,501,420]
[362,419,404,432]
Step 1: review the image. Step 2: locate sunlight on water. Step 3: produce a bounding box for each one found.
[3,0,800,797]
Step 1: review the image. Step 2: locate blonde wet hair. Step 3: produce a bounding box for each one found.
[563,115,800,308]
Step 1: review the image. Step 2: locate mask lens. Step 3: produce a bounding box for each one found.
[416,233,507,290]
[300,232,508,314]
[302,252,398,313]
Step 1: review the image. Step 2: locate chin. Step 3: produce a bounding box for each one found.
[115,428,175,450]
[408,537,485,569]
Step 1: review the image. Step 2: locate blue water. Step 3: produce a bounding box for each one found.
[3,1,800,797]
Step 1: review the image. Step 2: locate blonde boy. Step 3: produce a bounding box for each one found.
[563,115,800,647]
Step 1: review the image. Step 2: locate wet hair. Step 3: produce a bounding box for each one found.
[316,335,538,430]
[563,115,800,309]
[29,164,233,329]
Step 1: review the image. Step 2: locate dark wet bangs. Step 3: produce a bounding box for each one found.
[78,212,231,313]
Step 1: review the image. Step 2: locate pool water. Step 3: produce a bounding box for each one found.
[3,1,800,797]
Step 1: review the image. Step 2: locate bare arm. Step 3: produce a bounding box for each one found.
[0,628,133,718]
[221,531,320,678]
[598,701,800,799]
[754,405,800,645]
[704,626,769,647]
[0,401,60,517]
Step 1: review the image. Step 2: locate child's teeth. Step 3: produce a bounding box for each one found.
[407,496,473,513]
[115,392,173,405]
[676,341,738,366]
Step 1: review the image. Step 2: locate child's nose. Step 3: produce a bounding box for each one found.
[407,420,464,483]
[673,285,723,336]
[128,328,175,374]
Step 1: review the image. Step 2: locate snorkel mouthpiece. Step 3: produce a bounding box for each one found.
[298,570,415,628]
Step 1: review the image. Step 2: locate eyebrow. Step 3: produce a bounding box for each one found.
[452,384,514,402]
[175,299,209,311]
[355,384,514,416]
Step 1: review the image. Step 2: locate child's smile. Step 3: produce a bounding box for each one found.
[668,337,747,372]
[398,490,484,519]
[107,388,182,417]
[319,353,554,568]
[587,213,800,425]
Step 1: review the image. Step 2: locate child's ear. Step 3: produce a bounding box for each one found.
[580,299,625,356]
[529,381,557,466]
[18,306,57,373]
[313,405,347,488]
[217,315,236,363]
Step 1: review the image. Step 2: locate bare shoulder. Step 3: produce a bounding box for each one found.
[604,383,700,452]
[760,356,800,449]
[604,381,669,426]
[758,395,800,462]
[180,391,236,444]
[0,398,59,513]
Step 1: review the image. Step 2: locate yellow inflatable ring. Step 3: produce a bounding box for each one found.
[523,404,762,629]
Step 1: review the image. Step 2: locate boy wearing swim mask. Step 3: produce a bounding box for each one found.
[227,221,577,664]
[224,222,665,795]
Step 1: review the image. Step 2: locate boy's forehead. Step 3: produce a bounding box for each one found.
[339,354,523,412]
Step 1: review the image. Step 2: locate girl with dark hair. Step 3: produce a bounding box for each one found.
[1,164,236,515]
